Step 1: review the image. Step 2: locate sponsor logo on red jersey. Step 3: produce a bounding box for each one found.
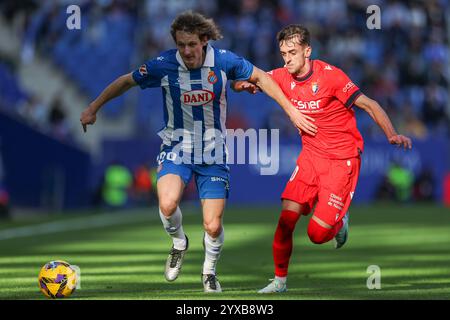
[343,81,355,93]
[291,98,321,110]
[181,90,215,106]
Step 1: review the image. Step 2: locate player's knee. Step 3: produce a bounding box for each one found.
[307,229,329,244]
[308,232,329,244]
[203,220,222,238]
[278,211,300,233]
[159,198,178,217]
[281,200,311,216]
[307,220,332,244]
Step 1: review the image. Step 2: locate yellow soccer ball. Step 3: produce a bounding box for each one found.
[38,260,78,299]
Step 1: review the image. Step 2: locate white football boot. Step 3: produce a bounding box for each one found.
[334,212,349,249]
[257,278,287,293]
[202,274,222,293]
[164,235,189,281]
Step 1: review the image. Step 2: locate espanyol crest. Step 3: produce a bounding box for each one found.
[208,71,218,84]
[312,82,319,94]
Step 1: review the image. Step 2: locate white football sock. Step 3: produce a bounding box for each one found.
[159,207,187,250]
[202,228,224,275]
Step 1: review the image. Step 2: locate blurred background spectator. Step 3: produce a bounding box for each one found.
[377,161,415,202]
[413,167,436,201]
[131,163,157,206]
[47,96,73,142]
[102,161,133,209]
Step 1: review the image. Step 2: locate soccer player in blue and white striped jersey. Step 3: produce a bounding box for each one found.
[80,11,317,293]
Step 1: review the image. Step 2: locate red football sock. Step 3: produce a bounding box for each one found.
[307,218,343,244]
[273,210,301,277]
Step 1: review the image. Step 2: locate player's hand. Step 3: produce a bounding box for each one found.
[80,106,97,133]
[232,80,260,94]
[389,134,412,150]
[241,82,260,94]
[288,108,317,136]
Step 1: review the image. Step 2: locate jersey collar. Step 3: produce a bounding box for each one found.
[176,43,215,70]
[293,60,314,82]
[203,44,215,67]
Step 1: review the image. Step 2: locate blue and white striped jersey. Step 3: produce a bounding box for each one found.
[132,44,253,164]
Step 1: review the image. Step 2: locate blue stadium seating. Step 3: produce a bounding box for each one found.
[48,10,137,119]
[0,63,28,110]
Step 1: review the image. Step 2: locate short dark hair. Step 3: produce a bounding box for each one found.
[277,24,310,47]
[170,11,223,42]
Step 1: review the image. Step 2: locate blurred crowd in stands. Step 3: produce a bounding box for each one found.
[0,0,448,140]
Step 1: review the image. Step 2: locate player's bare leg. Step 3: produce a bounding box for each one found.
[157,174,189,281]
[259,199,307,293]
[201,198,225,293]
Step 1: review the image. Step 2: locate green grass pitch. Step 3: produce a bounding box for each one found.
[0,203,449,300]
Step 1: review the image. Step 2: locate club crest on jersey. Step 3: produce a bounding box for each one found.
[182,89,215,106]
[311,82,319,94]
[139,64,147,76]
[207,71,218,84]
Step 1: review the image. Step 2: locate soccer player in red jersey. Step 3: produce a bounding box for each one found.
[233,25,412,293]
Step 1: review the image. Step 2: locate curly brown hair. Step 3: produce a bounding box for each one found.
[277,24,310,47]
[170,11,223,42]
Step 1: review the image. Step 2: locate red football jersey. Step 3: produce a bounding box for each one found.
[269,59,364,159]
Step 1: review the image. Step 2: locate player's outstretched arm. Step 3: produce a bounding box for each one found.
[80,73,137,132]
[354,94,412,149]
[246,67,317,136]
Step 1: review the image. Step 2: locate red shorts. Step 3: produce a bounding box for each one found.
[281,150,361,226]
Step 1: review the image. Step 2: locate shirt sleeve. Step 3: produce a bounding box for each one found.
[332,68,362,108]
[222,50,254,81]
[132,58,165,89]
[267,68,283,83]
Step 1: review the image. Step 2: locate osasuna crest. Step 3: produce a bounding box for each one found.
[139,64,148,76]
[312,82,319,94]
[208,71,218,84]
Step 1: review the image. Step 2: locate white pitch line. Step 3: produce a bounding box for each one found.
[0,211,158,241]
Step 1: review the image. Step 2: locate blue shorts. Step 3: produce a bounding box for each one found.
[156,147,230,199]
